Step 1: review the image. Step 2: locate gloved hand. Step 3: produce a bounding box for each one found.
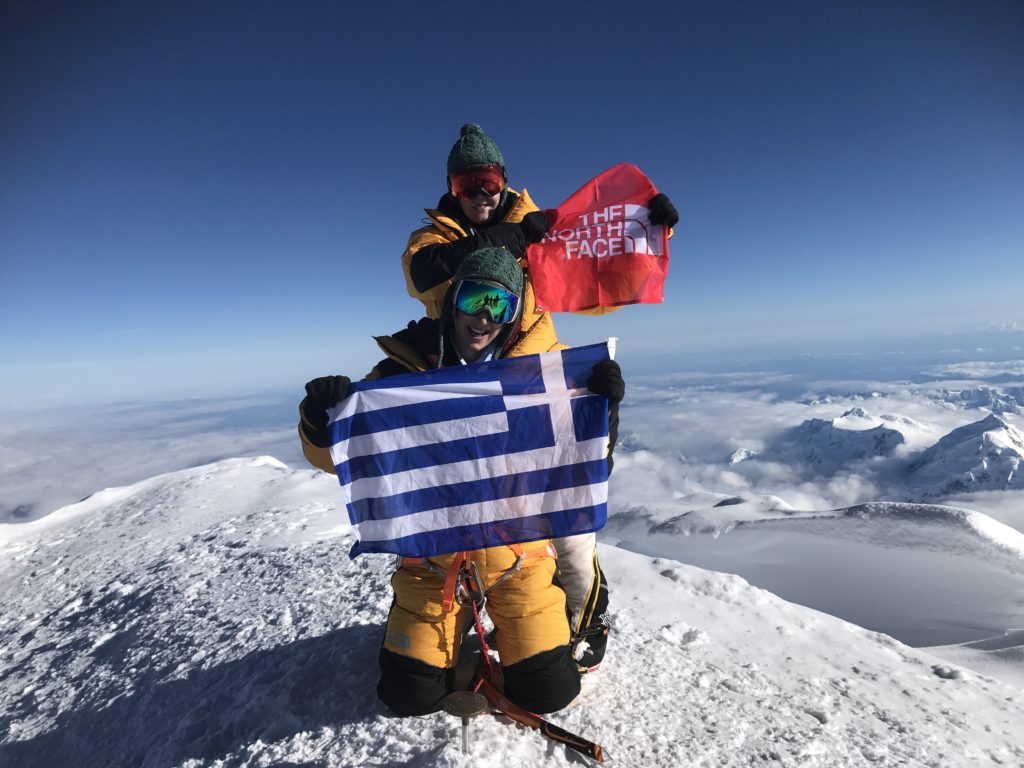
[519,210,551,244]
[647,193,679,228]
[586,360,624,404]
[303,375,351,429]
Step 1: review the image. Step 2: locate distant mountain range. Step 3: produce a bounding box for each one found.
[928,386,1024,415]
[739,408,1024,500]
[800,386,1024,415]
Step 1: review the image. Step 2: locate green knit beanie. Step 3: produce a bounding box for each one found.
[446,123,505,175]
[454,246,524,297]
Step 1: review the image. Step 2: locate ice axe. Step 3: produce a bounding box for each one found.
[442,690,488,755]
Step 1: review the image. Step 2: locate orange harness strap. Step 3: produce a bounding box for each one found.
[400,542,558,612]
[507,542,558,560]
[442,552,469,612]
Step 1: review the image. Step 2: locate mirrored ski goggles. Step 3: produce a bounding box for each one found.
[449,165,505,199]
[453,279,520,324]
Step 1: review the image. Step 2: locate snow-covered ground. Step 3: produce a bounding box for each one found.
[2,458,1022,767]
[3,348,1024,765]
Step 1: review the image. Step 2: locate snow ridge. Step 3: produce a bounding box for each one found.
[832,502,1024,562]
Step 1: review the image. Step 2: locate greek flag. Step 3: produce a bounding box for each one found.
[327,342,611,557]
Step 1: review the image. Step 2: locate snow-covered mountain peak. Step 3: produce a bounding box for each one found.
[840,406,872,419]
[970,412,1008,430]
[908,414,1024,496]
[727,447,758,464]
[832,406,881,430]
[923,414,1022,456]
[763,416,905,474]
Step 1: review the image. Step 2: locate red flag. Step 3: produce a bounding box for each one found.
[527,163,670,312]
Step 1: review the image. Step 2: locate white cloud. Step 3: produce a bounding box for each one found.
[926,360,1024,379]
[613,367,1018,521]
[0,395,306,522]
[5,351,1024,539]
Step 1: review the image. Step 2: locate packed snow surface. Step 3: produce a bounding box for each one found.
[2,458,1023,767]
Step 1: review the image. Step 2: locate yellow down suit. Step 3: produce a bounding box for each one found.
[401,190,613,673]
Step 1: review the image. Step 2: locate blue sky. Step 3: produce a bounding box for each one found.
[2,1,1022,404]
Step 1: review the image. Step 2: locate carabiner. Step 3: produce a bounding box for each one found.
[455,560,486,610]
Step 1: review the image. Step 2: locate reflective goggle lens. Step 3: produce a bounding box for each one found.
[453,280,520,324]
[450,165,505,199]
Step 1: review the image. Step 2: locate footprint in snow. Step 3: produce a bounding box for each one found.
[931,664,964,680]
[659,622,706,647]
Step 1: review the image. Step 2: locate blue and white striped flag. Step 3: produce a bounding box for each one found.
[328,342,611,557]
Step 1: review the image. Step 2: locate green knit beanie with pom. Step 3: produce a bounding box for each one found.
[453,246,524,297]
[447,123,505,175]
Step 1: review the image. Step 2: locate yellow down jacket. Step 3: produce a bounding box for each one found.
[401,188,617,357]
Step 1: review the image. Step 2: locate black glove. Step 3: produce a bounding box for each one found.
[519,211,550,244]
[648,193,679,229]
[586,360,624,404]
[303,375,351,430]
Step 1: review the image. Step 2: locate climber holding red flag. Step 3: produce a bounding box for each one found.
[401,124,679,351]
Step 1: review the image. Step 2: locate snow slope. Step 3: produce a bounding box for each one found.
[930,630,1024,690]
[2,458,1023,767]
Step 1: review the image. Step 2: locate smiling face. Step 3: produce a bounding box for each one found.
[452,309,505,362]
[457,188,501,225]
[449,165,504,226]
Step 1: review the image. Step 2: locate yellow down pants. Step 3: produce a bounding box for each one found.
[383,541,570,668]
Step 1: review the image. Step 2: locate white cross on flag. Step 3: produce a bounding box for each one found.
[327,342,612,557]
